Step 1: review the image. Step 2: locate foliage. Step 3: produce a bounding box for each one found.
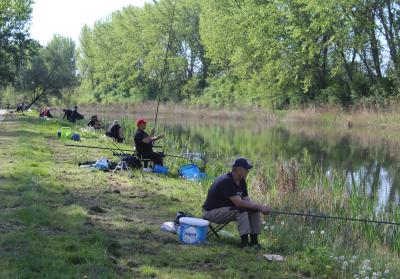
[16,35,78,108]
[72,0,400,108]
[0,0,35,86]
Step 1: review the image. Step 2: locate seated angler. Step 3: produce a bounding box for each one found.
[88,115,102,130]
[63,108,72,121]
[134,119,164,166]
[202,158,271,248]
[106,120,124,143]
[69,106,84,123]
[39,107,53,118]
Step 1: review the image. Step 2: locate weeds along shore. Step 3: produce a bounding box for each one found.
[0,111,399,278]
[50,102,400,132]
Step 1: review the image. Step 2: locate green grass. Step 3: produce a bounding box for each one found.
[0,112,399,278]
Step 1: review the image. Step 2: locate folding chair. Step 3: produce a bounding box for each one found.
[206,222,231,239]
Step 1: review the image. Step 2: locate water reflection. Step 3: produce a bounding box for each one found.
[81,107,400,208]
[161,122,400,208]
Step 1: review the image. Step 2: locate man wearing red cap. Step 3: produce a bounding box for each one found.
[134,119,164,166]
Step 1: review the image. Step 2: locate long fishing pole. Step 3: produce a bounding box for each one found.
[104,136,127,154]
[154,0,177,130]
[65,142,190,160]
[270,210,400,226]
[65,144,133,153]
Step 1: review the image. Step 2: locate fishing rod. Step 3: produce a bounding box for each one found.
[270,210,400,226]
[104,136,129,154]
[65,141,196,161]
[65,144,133,153]
[154,0,177,130]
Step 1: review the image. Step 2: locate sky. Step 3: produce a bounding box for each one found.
[30,0,148,46]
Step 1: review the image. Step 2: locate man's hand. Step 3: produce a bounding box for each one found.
[258,205,271,215]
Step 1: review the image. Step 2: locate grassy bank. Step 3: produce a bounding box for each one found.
[0,112,399,278]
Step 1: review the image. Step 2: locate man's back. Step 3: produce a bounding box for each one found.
[203,172,248,211]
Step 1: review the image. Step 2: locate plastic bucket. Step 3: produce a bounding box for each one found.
[178,217,209,245]
[179,164,205,181]
[153,164,168,175]
[60,127,72,139]
[71,133,80,141]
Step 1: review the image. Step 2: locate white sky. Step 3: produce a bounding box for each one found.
[30,0,148,46]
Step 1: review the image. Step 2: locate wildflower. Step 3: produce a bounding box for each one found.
[280,221,285,225]
[262,220,266,225]
[367,266,372,271]
[364,277,370,279]
[352,256,358,261]
[264,225,268,230]
[339,256,345,261]
[320,230,325,235]
[329,256,333,260]
[270,225,275,230]
[350,259,355,264]
[384,270,389,275]
[310,230,315,235]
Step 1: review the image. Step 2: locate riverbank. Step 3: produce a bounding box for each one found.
[1,112,399,278]
[0,112,296,278]
[51,102,400,131]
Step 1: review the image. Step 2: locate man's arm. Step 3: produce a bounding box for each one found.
[142,129,164,144]
[229,196,270,215]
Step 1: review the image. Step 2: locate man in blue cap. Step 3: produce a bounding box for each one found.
[202,157,270,248]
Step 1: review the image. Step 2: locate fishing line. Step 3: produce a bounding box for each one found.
[270,210,400,226]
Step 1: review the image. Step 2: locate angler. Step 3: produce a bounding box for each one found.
[134,119,164,166]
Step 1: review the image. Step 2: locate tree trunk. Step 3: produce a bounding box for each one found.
[26,88,47,109]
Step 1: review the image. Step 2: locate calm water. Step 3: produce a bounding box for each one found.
[80,109,400,208]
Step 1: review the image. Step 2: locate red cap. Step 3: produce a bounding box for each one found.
[136,119,146,127]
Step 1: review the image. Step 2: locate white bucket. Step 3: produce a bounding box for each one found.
[178,217,209,245]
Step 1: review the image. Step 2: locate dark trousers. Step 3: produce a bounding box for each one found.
[140,151,164,166]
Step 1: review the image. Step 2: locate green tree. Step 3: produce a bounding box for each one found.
[0,0,33,86]
[18,35,77,108]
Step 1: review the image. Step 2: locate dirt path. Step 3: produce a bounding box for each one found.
[0,109,6,122]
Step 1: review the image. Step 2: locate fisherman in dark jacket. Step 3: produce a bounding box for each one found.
[106,120,124,143]
[134,119,164,166]
[69,106,84,123]
[88,115,102,130]
[63,108,72,121]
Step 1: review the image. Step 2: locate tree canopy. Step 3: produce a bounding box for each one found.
[17,35,77,108]
[0,0,34,87]
[76,0,400,108]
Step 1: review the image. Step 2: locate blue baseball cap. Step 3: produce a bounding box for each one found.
[232,157,253,170]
